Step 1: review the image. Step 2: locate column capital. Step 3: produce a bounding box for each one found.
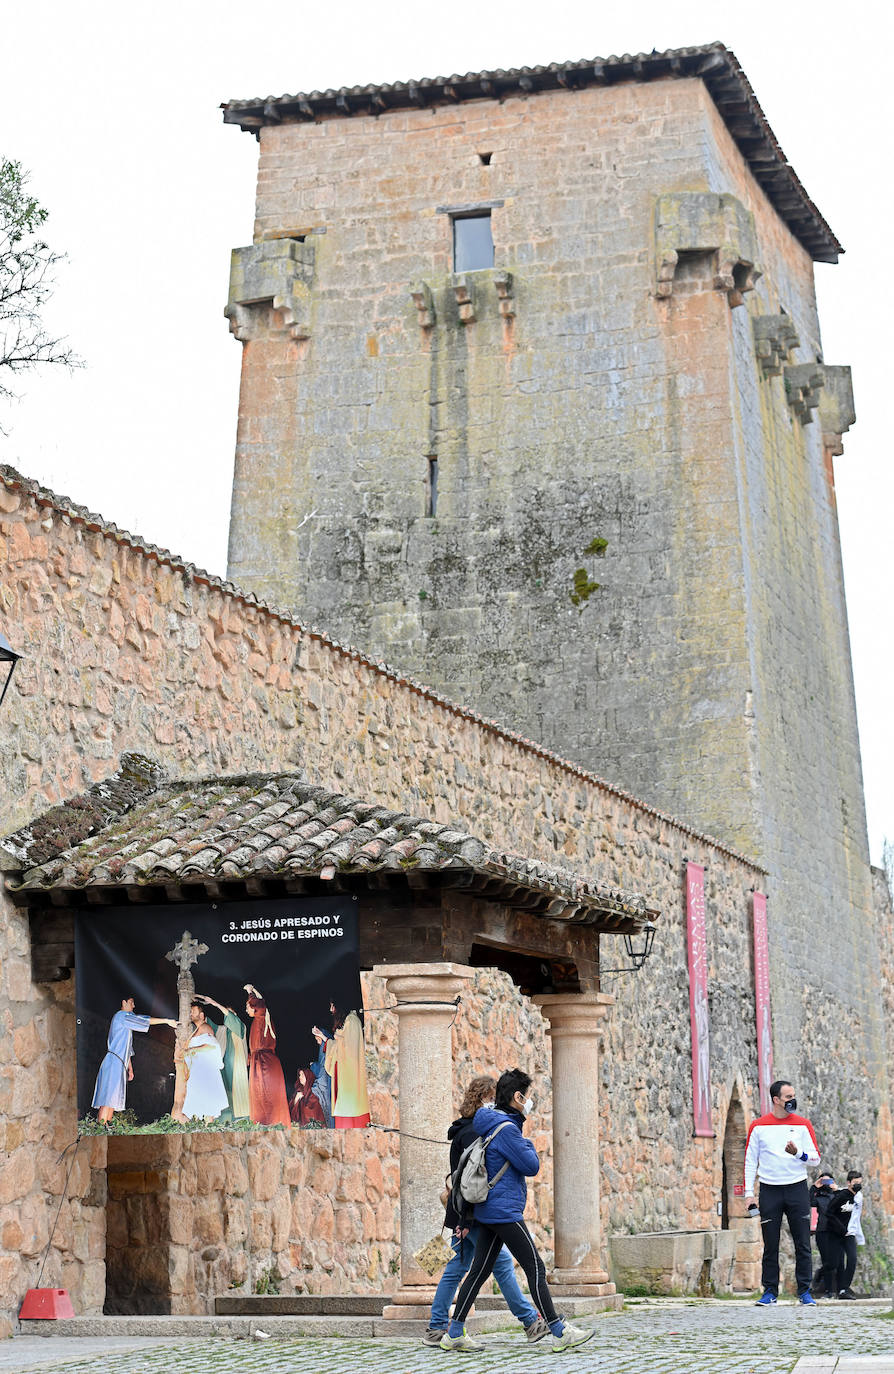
[373,962,475,1010]
[534,990,614,1035]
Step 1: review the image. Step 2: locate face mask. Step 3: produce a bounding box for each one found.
[783,1098,797,1113]
[852,1183,862,1193]
[518,1097,534,1115]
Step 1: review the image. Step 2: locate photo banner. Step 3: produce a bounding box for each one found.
[752,891,774,1115]
[75,895,369,1133]
[685,861,713,1137]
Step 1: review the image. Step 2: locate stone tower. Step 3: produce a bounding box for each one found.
[223,45,888,1198]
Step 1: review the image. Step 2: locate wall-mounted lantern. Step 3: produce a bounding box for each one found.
[0,633,22,710]
[602,921,657,974]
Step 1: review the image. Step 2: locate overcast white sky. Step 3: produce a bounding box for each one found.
[1,1,891,862]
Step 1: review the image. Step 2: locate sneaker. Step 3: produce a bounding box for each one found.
[551,1321,595,1352]
[838,1289,857,1300]
[755,1291,777,1306]
[799,1292,817,1306]
[422,1328,447,1346]
[439,1330,483,1352]
[525,1317,550,1343]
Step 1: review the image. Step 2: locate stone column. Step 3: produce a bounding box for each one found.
[374,963,474,1319]
[534,991,616,1295]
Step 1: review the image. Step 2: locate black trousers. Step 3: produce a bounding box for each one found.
[816,1230,843,1297]
[841,1235,858,1292]
[759,1180,813,1296]
[452,1219,559,1327]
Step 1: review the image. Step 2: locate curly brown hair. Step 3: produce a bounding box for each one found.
[459,1075,497,1119]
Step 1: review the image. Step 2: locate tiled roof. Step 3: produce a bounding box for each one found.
[1,464,767,874]
[0,755,654,928]
[222,42,841,264]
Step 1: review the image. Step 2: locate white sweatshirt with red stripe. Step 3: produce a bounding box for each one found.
[743,1112,821,1194]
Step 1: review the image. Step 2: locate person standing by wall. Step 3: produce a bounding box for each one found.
[744,1079,821,1305]
[809,1171,838,1297]
[440,1068,593,1354]
[827,1170,865,1299]
[423,1075,549,1346]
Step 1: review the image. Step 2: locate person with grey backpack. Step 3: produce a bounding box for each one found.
[439,1068,594,1354]
[422,1076,549,1346]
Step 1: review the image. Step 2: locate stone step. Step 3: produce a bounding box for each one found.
[215,1295,387,1316]
[20,1315,380,1339]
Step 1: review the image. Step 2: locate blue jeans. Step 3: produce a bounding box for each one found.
[430,1224,538,1329]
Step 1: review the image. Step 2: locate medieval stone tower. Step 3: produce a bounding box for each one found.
[223,44,890,1193]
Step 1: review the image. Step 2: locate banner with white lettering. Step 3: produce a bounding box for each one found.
[685,862,714,1137]
[75,896,369,1133]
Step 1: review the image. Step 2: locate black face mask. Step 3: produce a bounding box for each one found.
[851,1182,862,1193]
[782,1097,797,1113]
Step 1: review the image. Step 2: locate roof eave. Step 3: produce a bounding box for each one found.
[221,42,842,263]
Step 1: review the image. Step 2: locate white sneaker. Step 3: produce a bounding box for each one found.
[439,1329,483,1352]
[551,1321,595,1352]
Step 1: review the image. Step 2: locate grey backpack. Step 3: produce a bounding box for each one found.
[450,1121,512,1208]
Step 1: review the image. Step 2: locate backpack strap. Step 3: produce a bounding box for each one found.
[483,1121,512,1190]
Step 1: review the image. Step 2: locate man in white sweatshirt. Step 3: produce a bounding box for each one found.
[744,1079,822,1306]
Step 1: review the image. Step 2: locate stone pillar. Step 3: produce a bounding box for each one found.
[374,962,474,1319]
[534,991,616,1295]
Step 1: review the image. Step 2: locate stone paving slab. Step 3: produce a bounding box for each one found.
[7,1300,894,1374]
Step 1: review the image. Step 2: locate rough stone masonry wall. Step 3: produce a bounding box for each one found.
[0,467,863,1329]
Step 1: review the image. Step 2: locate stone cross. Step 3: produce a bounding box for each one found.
[165,929,209,1122]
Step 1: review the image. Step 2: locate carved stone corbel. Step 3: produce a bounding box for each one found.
[817,365,856,455]
[493,271,515,318]
[225,239,315,342]
[753,315,801,377]
[410,282,435,329]
[784,363,825,424]
[654,192,762,307]
[451,274,477,325]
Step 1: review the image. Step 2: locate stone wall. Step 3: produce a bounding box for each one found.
[0,465,887,1330]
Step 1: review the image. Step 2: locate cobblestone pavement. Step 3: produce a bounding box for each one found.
[6,1302,894,1374]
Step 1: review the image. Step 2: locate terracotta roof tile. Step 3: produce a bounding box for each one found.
[1,757,654,928]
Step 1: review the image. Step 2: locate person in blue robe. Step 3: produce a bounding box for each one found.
[92,996,177,1123]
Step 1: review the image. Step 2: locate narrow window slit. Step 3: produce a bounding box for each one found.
[426,457,438,517]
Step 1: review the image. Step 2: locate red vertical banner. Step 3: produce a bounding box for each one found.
[752,891,773,1115]
[686,862,713,1137]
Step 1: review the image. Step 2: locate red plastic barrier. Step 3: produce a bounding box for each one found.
[19,1288,75,1319]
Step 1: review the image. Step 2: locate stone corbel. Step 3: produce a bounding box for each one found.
[784,363,825,424]
[451,274,477,325]
[225,239,315,342]
[753,314,800,377]
[410,282,435,329]
[655,192,762,307]
[817,365,856,455]
[493,271,515,318]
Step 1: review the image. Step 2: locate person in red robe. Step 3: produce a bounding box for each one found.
[289,1067,327,1126]
[243,984,291,1128]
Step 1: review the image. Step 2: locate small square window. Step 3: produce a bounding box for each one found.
[453,214,494,272]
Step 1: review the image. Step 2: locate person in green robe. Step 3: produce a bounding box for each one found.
[194,994,250,1122]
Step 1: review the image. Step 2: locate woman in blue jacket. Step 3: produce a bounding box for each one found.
[441,1068,594,1354]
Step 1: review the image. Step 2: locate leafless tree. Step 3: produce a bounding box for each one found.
[0,157,80,413]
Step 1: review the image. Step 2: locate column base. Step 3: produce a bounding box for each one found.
[549,1269,614,1298]
[381,1287,437,1319]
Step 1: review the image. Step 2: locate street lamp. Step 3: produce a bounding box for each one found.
[601,921,657,974]
[0,632,22,710]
